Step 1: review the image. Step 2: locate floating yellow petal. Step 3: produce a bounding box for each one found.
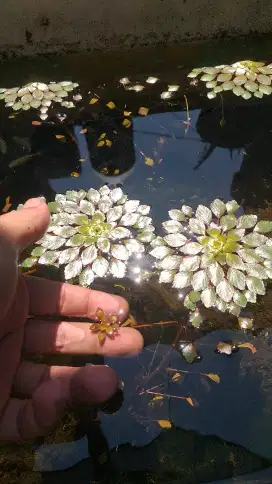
[97,140,105,147]
[206,373,220,384]
[122,118,132,128]
[89,97,99,104]
[106,101,116,109]
[138,106,149,116]
[157,420,172,429]
[145,157,154,166]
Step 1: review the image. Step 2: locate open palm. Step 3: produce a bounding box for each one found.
[0,198,143,442]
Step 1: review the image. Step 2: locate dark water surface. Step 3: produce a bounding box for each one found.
[1,40,272,484]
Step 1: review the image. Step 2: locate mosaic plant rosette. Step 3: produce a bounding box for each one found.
[0,81,79,120]
[188,60,272,100]
[149,199,272,327]
[20,185,155,286]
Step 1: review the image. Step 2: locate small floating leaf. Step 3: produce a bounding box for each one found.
[254,220,272,233]
[89,97,99,104]
[206,373,220,384]
[138,106,149,116]
[216,341,233,355]
[145,157,154,166]
[238,342,256,353]
[238,317,254,330]
[106,101,116,109]
[157,420,172,429]
[21,257,37,268]
[64,259,82,279]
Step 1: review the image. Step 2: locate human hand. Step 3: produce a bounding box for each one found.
[0,198,143,442]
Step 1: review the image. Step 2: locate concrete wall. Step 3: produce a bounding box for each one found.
[1,0,272,56]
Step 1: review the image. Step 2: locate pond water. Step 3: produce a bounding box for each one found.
[1,43,272,484]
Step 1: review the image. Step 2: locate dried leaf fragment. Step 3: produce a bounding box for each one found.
[145,157,154,166]
[237,342,257,353]
[205,373,220,384]
[122,118,132,128]
[106,101,116,109]
[138,106,149,116]
[71,172,79,177]
[55,134,65,139]
[2,196,11,213]
[89,97,99,104]
[80,128,87,134]
[157,420,172,429]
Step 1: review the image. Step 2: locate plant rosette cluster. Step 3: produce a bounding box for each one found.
[20,185,155,285]
[149,198,272,327]
[188,60,272,100]
[0,81,79,120]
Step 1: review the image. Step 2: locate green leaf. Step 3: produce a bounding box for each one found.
[189,290,201,303]
[233,291,247,307]
[226,253,245,270]
[184,295,196,311]
[39,250,59,265]
[226,200,240,213]
[21,257,37,268]
[48,201,60,213]
[210,199,226,218]
[254,220,272,233]
[68,234,87,246]
[74,214,89,225]
[220,214,237,230]
[31,246,46,257]
[236,214,257,229]
[242,233,268,247]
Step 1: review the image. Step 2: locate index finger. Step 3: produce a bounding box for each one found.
[24,275,129,320]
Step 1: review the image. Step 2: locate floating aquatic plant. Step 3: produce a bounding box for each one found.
[20,185,155,285]
[149,199,272,326]
[89,308,136,344]
[0,81,79,120]
[188,61,272,100]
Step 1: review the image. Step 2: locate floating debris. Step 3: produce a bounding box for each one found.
[216,341,238,355]
[20,186,155,285]
[188,61,272,100]
[238,317,254,330]
[150,198,272,326]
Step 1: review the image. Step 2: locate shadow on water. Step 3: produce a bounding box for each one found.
[1,48,272,484]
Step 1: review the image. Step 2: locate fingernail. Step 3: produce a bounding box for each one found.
[24,198,43,209]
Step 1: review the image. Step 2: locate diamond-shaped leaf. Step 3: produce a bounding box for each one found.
[242,233,268,247]
[160,255,182,270]
[120,212,139,226]
[31,246,46,257]
[254,220,272,233]
[79,267,95,286]
[87,188,100,203]
[226,253,245,270]
[92,257,109,277]
[191,270,209,291]
[40,234,66,250]
[244,290,257,303]
[98,199,112,213]
[181,242,203,255]
[150,246,174,259]
[39,250,59,265]
[110,260,126,278]
[79,199,95,215]
[81,245,98,265]
[64,259,83,279]
[184,295,196,310]
[181,205,193,217]
[137,205,150,215]
[196,205,212,224]
[210,199,226,217]
[233,291,247,307]
[67,234,87,246]
[96,238,111,253]
[110,187,123,203]
[137,230,155,242]
[228,302,241,316]
[21,257,37,268]
[99,185,110,196]
[255,245,272,259]
[227,268,246,290]
[168,209,185,221]
[215,298,228,312]
[181,255,200,272]
[245,263,268,279]
[59,247,80,265]
[220,214,237,230]
[201,287,216,308]
[124,238,145,254]
[124,200,140,213]
[246,276,265,295]
[106,206,123,222]
[52,212,72,225]
[189,218,206,235]
[51,226,77,238]
[237,214,257,229]
[162,220,183,233]
[136,216,153,229]
[110,227,131,240]
[226,200,239,213]
[173,271,192,289]
[61,200,80,213]
[227,229,245,241]
[111,244,129,261]
[164,233,187,248]
[208,262,224,285]
[216,279,234,302]
[238,248,263,263]
[159,270,176,283]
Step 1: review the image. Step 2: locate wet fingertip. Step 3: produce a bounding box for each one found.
[24,198,44,209]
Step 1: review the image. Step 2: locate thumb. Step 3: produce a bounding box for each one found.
[0,198,50,252]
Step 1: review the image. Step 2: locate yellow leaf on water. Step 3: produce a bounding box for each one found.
[105,139,112,147]
[206,373,220,384]
[145,157,154,166]
[79,158,85,163]
[157,420,172,429]
[2,196,11,213]
[99,133,106,140]
[152,395,163,401]
[171,372,181,382]
[89,97,99,104]
[80,128,87,134]
[55,134,65,139]
[71,172,79,177]
[238,343,257,353]
[138,106,149,116]
[114,169,120,175]
[122,118,132,128]
[97,140,105,147]
[186,397,195,407]
[124,111,132,116]
[106,101,116,109]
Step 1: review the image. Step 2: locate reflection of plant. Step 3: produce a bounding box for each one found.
[188,61,272,100]
[0,81,79,120]
[20,186,155,284]
[149,199,272,326]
